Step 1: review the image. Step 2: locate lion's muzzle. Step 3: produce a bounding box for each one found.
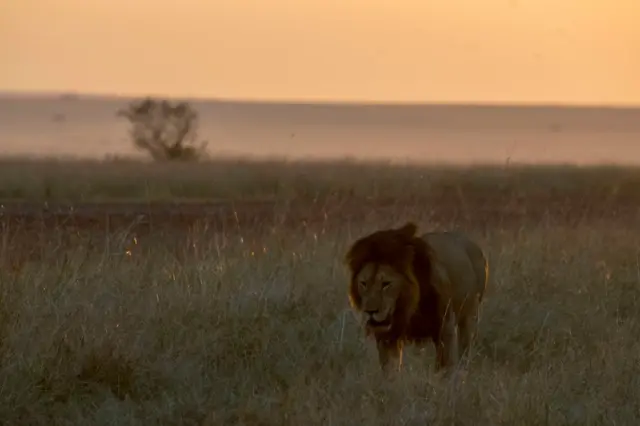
[364,309,393,332]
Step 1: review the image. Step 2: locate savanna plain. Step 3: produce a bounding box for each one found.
[1,158,639,425]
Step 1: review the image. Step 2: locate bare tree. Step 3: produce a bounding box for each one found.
[117,98,208,161]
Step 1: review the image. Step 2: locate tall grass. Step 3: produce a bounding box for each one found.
[2,157,640,204]
[1,201,639,424]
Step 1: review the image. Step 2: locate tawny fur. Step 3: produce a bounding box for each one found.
[345,222,489,373]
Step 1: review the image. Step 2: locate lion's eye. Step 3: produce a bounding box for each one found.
[381,281,391,289]
[359,281,367,288]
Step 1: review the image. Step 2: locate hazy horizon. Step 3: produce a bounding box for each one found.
[2,94,639,165]
[4,90,640,108]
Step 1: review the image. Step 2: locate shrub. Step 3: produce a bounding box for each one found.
[117,98,208,162]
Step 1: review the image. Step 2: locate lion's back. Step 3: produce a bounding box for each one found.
[420,231,488,304]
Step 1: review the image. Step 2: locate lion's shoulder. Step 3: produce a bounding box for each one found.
[419,231,486,267]
[417,231,487,302]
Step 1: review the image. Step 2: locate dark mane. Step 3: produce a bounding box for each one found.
[345,222,432,284]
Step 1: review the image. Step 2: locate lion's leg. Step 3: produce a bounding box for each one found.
[376,338,403,373]
[458,296,480,361]
[434,309,458,371]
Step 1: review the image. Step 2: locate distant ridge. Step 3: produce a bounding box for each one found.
[1,90,639,111]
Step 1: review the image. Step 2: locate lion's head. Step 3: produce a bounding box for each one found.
[345,222,429,336]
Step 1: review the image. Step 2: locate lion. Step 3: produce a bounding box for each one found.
[345,222,489,373]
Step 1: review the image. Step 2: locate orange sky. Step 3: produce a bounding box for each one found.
[2,0,639,105]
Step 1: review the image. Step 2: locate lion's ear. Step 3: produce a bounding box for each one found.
[398,222,418,238]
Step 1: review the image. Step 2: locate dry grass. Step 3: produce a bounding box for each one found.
[2,156,640,204]
[1,159,639,425]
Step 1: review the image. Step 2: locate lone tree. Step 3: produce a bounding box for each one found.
[117,97,208,161]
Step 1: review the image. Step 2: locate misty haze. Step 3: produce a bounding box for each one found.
[2,94,640,165]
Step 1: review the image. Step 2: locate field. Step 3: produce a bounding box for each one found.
[1,158,640,425]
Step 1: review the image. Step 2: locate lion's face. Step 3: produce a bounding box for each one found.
[353,262,408,333]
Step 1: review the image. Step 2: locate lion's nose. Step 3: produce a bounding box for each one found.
[364,309,378,316]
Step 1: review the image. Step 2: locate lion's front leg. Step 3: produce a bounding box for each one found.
[376,338,404,374]
[434,309,458,372]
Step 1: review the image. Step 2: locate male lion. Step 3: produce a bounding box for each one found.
[345,222,488,373]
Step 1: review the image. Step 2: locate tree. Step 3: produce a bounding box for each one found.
[117,97,208,161]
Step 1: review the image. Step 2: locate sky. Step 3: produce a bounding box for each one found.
[1,0,639,105]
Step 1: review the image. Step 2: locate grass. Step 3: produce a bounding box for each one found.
[1,158,639,424]
[2,156,640,204]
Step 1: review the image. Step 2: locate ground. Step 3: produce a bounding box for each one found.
[1,158,639,425]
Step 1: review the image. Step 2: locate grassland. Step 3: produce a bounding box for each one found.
[1,158,639,425]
